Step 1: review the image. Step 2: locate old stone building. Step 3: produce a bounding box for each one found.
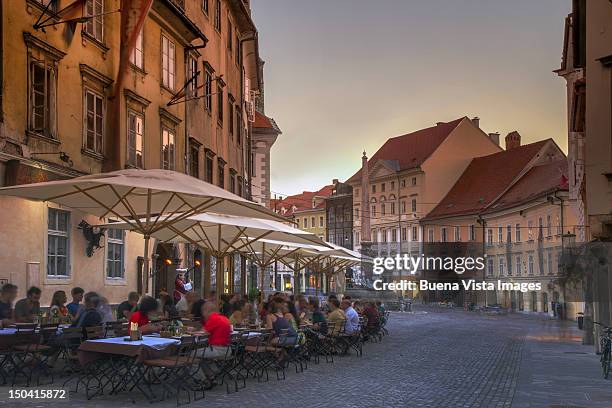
[347,116,501,284]
[422,134,578,317]
[0,0,271,304]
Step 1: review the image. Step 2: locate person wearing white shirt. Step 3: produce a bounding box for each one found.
[341,300,359,334]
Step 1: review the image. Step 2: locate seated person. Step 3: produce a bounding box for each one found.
[363,301,381,329]
[201,302,231,359]
[49,290,69,317]
[340,299,360,334]
[308,297,328,335]
[71,292,103,330]
[129,296,162,334]
[14,286,41,323]
[66,287,85,319]
[0,284,17,327]
[176,291,199,316]
[266,300,298,345]
[117,291,140,320]
[326,298,346,335]
[229,301,245,326]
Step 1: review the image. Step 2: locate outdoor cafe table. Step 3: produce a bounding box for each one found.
[78,336,181,365]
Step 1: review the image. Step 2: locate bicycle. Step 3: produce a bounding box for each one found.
[594,321,612,379]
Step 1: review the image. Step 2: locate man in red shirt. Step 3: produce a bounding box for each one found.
[129,296,161,335]
[201,302,231,359]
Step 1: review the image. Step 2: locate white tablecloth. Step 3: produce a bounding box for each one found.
[87,336,180,350]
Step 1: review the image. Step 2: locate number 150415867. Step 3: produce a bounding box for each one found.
[8,389,67,399]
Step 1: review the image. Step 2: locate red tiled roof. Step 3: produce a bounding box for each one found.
[253,111,281,134]
[485,160,569,214]
[423,140,550,220]
[347,117,465,183]
[274,184,334,217]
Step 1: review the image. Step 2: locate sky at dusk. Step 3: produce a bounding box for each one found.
[251,0,572,197]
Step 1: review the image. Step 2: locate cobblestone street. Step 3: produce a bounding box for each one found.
[3,306,612,408]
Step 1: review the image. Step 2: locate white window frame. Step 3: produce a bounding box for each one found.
[127,110,144,168]
[161,34,176,90]
[83,89,104,154]
[515,223,521,242]
[84,0,104,42]
[130,29,144,69]
[515,256,521,276]
[106,229,125,279]
[161,127,176,170]
[47,208,71,277]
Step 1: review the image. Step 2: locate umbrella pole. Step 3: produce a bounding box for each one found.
[143,235,150,295]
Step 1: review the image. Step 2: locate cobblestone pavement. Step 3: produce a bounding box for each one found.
[2,306,611,408]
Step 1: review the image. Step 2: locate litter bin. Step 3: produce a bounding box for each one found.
[577,312,584,330]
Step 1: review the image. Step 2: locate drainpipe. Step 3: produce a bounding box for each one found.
[478,215,487,307]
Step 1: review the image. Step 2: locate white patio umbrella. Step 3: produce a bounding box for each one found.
[102,212,331,295]
[0,169,285,293]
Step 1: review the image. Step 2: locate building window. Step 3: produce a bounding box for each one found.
[187,56,198,97]
[498,226,503,243]
[217,82,224,123]
[189,142,200,178]
[546,214,552,237]
[381,183,386,192]
[84,89,104,154]
[371,205,376,217]
[84,0,104,42]
[411,199,417,213]
[487,258,494,276]
[214,0,221,31]
[469,225,475,241]
[401,227,407,241]
[236,110,242,145]
[130,29,144,69]
[547,251,553,275]
[228,99,234,136]
[202,0,209,14]
[428,229,434,242]
[499,258,505,276]
[29,59,57,138]
[304,218,308,228]
[355,208,359,220]
[217,159,225,188]
[390,202,395,214]
[311,217,315,228]
[515,224,521,242]
[454,226,461,242]
[391,229,397,242]
[528,254,534,275]
[161,128,176,170]
[515,256,521,276]
[204,67,213,111]
[227,20,233,51]
[161,34,176,90]
[441,228,447,242]
[381,203,385,216]
[205,151,214,183]
[235,32,241,65]
[412,177,417,186]
[506,225,512,243]
[237,177,243,197]
[401,201,406,213]
[528,220,533,240]
[390,181,395,190]
[412,226,418,241]
[47,208,70,277]
[127,111,144,168]
[106,229,124,279]
[229,172,236,193]
[487,229,493,245]
[319,216,323,227]
[538,217,544,240]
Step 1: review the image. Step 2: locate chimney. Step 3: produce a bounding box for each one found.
[505,131,521,150]
[332,178,339,185]
[360,151,371,242]
[488,132,500,146]
[471,117,480,128]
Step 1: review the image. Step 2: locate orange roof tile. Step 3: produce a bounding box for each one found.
[423,140,550,220]
[347,117,465,183]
